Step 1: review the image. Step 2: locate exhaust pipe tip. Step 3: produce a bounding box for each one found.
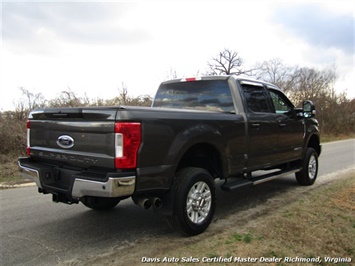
[133,196,162,210]
[152,197,162,209]
[137,198,152,210]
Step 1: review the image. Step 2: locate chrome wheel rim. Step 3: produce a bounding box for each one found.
[308,154,317,180]
[186,181,212,224]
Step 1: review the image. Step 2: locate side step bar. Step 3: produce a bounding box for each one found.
[221,168,301,192]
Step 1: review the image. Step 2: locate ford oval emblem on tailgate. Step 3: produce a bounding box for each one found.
[57,135,74,149]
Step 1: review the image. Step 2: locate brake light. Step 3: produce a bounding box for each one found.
[114,122,141,169]
[180,77,202,82]
[26,120,31,156]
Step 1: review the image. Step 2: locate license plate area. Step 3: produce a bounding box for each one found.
[41,167,77,191]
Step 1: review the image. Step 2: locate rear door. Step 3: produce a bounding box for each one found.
[239,81,279,168]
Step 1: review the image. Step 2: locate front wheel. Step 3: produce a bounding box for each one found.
[167,167,216,236]
[80,196,121,211]
[296,147,319,186]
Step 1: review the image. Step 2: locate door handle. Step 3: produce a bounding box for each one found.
[251,123,260,129]
[279,123,287,128]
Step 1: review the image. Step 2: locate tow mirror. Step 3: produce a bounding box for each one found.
[303,100,316,118]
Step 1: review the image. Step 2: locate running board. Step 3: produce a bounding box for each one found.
[221,168,301,192]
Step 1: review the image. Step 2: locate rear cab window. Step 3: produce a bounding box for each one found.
[153,79,235,113]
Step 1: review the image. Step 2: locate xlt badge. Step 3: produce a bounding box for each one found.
[57,135,74,149]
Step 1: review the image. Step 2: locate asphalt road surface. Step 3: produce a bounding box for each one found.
[1,139,354,265]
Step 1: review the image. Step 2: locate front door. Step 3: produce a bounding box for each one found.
[268,89,304,162]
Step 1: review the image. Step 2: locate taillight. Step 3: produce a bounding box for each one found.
[26,120,31,156]
[114,122,141,169]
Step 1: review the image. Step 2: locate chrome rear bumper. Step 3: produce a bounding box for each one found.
[18,157,135,199]
[18,160,42,188]
[71,176,135,198]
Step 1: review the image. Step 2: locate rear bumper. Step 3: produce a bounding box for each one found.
[71,176,135,198]
[18,160,42,188]
[18,157,135,199]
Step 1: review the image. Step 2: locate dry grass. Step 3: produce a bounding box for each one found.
[76,170,355,266]
[160,172,355,266]
[0,154,23,183]
[321,133,355,143]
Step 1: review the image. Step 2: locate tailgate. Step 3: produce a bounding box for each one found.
[28,108,117,170]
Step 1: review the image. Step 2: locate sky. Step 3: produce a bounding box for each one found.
[1,0,354,111]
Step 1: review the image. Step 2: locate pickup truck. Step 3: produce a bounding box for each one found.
[18,75,321,236]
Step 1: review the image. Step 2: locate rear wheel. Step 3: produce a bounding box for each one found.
[296,147,319,186]
[80,196,121,211]
[167,167,216,236]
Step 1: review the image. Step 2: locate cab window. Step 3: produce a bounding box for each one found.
[241,84,272,113]
[153,80,235,113]
[268,89,293,114]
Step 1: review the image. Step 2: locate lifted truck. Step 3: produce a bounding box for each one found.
[18,75,321,236]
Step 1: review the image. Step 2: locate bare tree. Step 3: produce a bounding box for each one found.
[107,82,131,106]
[165,67,179,80]
[0,110,27,155]
[128,95,153,106]
[253,60,353,134]
[48,88,90,107]
[0,86,44,155]
[117,82,129,105]
[18,87,46,110]
[286,65,351,134]
[290,66,338,106]
[252,58,299,94]
[207,48,253,76]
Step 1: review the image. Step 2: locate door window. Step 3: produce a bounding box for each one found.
[268,89,293,114]
[241,84,272,113]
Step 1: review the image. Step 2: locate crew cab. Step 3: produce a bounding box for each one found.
[18,75,321,236]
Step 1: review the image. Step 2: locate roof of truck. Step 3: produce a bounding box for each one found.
[161,75,281,90]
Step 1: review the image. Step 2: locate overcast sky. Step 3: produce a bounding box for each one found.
[1,0,354,111]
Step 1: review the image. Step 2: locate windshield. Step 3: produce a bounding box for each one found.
[153,80,234,113]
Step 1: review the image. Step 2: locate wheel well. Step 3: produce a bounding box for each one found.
[308,134,321,156]
[176,143,223,179]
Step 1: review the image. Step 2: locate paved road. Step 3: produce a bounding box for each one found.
[1,139,354,265]
[317,139,354,176]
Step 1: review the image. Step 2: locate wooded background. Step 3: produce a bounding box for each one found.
[1,49,354,157]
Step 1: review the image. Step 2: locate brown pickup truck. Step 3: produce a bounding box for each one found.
[18,75,321,235]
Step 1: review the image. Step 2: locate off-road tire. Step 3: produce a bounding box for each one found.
[167,167,216,236]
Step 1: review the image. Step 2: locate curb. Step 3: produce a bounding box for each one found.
[0,181,36,189]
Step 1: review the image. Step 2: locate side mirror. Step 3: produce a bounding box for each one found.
[303,100,316,118]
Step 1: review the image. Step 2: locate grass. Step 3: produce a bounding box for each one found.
[168,171,355,265]
[57,167,354,266]
[321,133,355,143]
[0,154,23,184]
[142,171,355,266]
[226,232,254,244]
